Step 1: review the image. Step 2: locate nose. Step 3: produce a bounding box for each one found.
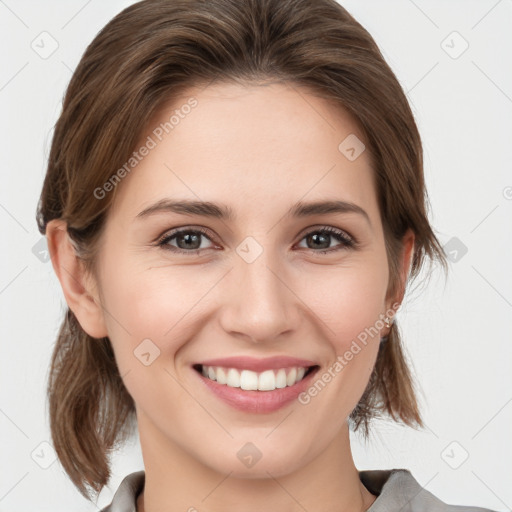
[218,247,302,344]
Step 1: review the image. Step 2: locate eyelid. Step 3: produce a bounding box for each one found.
[155,224,358,254]
[297,224,356,244]
[294,225,357,254]
[154,225,215,245]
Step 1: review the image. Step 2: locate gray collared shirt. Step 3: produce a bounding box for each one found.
[100,468,497,511]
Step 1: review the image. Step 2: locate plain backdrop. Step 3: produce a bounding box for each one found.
[1,0,511,510]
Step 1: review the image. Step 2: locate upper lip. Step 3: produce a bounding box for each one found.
[195,356,318,372]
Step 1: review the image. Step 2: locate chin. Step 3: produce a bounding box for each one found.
[202,440,311,479]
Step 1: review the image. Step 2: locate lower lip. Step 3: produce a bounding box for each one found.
[194,366,319,413]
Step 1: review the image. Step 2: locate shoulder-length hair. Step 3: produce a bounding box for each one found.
[36,0,447,500]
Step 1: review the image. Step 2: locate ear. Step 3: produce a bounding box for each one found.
[46,219,108,339]
[396,228,415,303]
[385,228,415,328]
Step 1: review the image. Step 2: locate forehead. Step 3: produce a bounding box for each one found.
[109,80,377,222]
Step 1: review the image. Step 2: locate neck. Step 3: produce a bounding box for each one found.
[135,415,376,512]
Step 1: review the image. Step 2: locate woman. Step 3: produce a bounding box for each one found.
[36,0,497,510]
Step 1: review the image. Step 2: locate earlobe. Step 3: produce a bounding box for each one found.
[46,219,108,339]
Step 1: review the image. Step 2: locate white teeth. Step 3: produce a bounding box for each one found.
[226,368,241,388]
[275,369,287,388]
[240,370,259,390]
[199,365,312,391]
[216,367,227,385]
[286,367,297,386]
[258,370,275,391]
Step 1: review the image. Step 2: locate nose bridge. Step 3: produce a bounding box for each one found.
[221,237,297,342]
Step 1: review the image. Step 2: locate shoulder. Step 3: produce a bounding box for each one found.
[99,471,145,512]
[359,468,498,512]
[99,468,498,512]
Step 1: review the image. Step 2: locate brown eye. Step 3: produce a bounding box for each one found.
[157,228,215,254]
[155,225,356,256]
[297,227,356,254]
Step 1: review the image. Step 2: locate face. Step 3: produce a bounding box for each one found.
[85,81,403,477]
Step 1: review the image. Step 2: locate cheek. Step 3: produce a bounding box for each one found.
[98,260,202,417]
[292,256,387,406]
[302,256,389,348]
[96,251,198,369]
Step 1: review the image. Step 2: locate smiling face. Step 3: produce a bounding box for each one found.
[84,80,405,478]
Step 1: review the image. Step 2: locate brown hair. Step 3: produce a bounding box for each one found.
[36,0,447,501]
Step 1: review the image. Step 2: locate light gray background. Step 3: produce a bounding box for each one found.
[1,0,511,510]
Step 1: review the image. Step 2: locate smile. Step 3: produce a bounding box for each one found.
[192,356,321,413]
[193,364,317,391]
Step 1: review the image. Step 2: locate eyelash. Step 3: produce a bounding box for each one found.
[155,226,357,255]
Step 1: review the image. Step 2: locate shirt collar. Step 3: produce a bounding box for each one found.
[101,468,423,512]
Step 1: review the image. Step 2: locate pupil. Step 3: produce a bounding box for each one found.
[179,233,200,250]
[309,232,329,249]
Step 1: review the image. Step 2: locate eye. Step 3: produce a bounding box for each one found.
[296,226,356,254]
[155,225,357,255]
[156,227,216,254]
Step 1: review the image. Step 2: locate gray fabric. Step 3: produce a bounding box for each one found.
[100,468,497,512]
[100,470,144,512]
[360,469,496,512]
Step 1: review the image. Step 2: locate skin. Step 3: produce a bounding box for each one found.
[47,81,414,512]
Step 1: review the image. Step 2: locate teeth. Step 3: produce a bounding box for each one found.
[199,365,311,391]
[216,367,227,385]
[258,370,275,391]
[227,368,241,388]
[275,369,287,388]
[286,367,297,386]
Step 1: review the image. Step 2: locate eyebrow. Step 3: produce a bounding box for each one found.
[135,198,371,226]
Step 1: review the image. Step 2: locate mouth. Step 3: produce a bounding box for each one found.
[192,363,320,392]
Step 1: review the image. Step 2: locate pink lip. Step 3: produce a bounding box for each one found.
[192,361,320,414]
[195,356,318,372]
